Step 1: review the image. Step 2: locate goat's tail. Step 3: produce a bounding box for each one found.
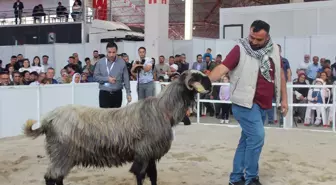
[23,119,45,139]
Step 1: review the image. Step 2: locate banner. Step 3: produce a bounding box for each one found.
[93,0,108,20]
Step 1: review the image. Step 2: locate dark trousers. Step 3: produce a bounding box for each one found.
[182,116,191,125]
[221,103,231,120]
[99,90,122,108]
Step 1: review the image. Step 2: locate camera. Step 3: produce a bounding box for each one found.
[134,59,146,72]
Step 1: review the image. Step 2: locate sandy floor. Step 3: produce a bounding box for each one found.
[1,124,336,185]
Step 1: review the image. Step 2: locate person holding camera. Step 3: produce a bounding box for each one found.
[131,47,154,100]
[94,42,132,108]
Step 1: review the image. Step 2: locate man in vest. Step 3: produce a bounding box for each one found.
[208,20,288,185]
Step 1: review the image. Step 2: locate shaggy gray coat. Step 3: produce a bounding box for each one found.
[23,70,212,181]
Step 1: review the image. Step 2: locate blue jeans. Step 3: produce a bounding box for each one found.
[229,103,266,184]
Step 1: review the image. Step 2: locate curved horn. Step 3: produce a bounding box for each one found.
[184,72,193,90]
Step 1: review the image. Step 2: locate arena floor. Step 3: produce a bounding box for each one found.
[1,124,336,185]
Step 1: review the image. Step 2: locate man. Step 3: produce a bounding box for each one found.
[131,47,154,100]
[298,54,310,73]
[192,54,206,72]
[177,53,189,74]
[278,44,291,82]
[208,20,288,185]
[0,72,12,86]
[154,55,171,81]
[46,68,58,84]
[306,56,320,84]
[121,53,133,80]
[42,55,52,72]
[94,42,131,108]
[13,0,24,25]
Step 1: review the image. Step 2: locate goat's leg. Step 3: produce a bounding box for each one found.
[130,160,149,185]
[44,161,73,185]
[146,159,157,185]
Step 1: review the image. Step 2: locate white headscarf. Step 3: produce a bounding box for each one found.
[71,73,81,84]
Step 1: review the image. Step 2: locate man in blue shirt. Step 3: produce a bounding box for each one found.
[306,56,320,84]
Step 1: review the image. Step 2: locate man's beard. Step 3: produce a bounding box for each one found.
[249,42,264,50]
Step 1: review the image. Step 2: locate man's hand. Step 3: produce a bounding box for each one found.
[108,76,116,84]
[127,95,132,103]
[281,100,288,116]
[131,64,143,72]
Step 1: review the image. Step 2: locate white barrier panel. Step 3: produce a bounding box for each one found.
[0,81,166,139]
[0,83,99,138]
[1,81,335,138]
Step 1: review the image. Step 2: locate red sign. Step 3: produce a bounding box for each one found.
[93,0,108,20]
[162,0,167,4]
[149,0,157,4]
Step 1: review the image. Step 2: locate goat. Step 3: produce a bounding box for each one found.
[23,69,212,185]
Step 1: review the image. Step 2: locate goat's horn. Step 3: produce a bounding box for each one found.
[185,72,193,90]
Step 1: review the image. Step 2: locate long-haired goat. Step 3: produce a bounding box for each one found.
[23,69,212,185]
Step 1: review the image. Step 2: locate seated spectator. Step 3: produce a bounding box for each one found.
[12,71,22,85]
[154,55,171,81]
[81,72,89,83]
[64,63,77,77]
[21,70,32,85]
[19,59,32,73]
[56,2,69,22]
[71,73,81,83]
[45,68,58,84]
[0,72,12,86]
[29,71,39,82]
[7,64,14,82]
[0,60,4,72]
[71,1,82,21]
[31,56,43,73]
[293,72,309,123]
[32,4,46,23]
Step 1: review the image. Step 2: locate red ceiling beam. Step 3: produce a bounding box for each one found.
[203,0,222,22]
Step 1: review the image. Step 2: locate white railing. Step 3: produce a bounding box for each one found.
[192,82,336,133]
[1,81,335,138]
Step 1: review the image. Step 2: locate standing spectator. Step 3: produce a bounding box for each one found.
[219,75,231,124]
[131,47,154,100]
[298,54,310,73]
[278,44,291,82]
[91,50,100,65]
[306,56,320,84]
[42,55,52,72]
[82,57,94,82]
[153,55,171,81]
[13,0,24,25]
[203,48,213,61]
[5,56,17,71]
[94,42,131,108]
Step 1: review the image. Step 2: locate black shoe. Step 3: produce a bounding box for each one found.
[229,177,245,185]
[247,177,262,185]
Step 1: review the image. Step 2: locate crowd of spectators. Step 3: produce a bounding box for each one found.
[0,43,335,128]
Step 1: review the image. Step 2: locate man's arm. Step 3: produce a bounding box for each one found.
[143,58,153,72]
[208,45,240,82]
[122,64,131,96]
[280,65,288,104]
[93,60,108,83]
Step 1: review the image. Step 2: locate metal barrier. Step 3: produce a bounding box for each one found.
[160,82,336,133]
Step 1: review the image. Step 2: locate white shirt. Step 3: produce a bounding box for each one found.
[31,66,44,73]
[19,67,32,73]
